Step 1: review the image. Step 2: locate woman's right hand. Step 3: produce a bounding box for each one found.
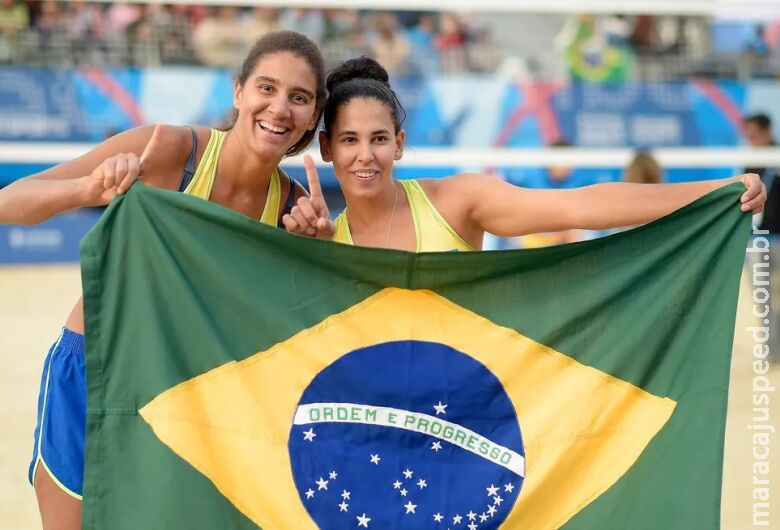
[283,155,336,239]
[79,125,162,206]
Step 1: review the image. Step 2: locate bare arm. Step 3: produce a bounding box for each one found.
[0,124,188,225]
[443,173,764,238]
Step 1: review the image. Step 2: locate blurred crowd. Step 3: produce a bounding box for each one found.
[0,1,778,80]
[555,13,780,81]
[0,1,499,73]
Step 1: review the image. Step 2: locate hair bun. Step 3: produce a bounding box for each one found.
[326,56,389,93]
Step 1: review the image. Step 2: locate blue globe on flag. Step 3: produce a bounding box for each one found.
[288,340,525,529]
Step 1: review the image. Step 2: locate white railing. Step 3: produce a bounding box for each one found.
[2,143,780,169]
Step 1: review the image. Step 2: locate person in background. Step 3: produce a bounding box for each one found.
[370,12,410,75]
[407,13,440,75]
[192,5,244,67]
[0,0,30,62]
[279,8,324,45]
[743,112,780,362]
[624,151,663,184]
[241,6,280,53]
[744,113,778,232]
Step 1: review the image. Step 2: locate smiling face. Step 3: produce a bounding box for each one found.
[320,97,405,199]
[232,51,320,161]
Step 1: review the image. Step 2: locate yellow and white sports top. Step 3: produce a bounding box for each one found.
[333,179,475,252]
[181,129,284,225]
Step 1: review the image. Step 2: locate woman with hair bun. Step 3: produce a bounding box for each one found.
[285,56,765,252]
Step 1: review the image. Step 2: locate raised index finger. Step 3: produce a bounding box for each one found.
[303,154,323,201]
[140,124,164,165]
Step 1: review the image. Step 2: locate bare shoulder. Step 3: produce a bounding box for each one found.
[417,172,501,204]
[143,125,211,190]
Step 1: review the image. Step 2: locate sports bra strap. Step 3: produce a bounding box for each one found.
[177,127,199,192]
[277,170,298,228]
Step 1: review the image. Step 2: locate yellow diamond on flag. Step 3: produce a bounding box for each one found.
[139,288,675,529]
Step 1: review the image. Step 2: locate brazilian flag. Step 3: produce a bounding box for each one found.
[81,183,749,530]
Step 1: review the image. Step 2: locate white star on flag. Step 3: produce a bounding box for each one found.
[479,513,488,522]
[400,488,408,497]
[453,514,463,524]
[467,523,478,530]
[431,441,442,452]
[433,401,448,415]
[433,513,444,522]
[486,484,499,496]
[404,501,417,514]
[487,505,497,516]
[329,471,338,480]
[417,479,427,489]
[504,483,515,493]
[356,513,371,527]
[305,489,315,499]
[315,477,328,490]
[393,480,402,489]
[403,469,413,479]
[493,495,503,506]
[341,490,351,500]
[303,428,316,442]
[466,511,477,521]
[339,501,349,512]
[370,454,381,465]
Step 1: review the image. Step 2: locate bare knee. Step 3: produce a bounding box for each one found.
[34,465,81,530]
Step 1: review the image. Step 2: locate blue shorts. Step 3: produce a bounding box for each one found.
[28,328,86,499]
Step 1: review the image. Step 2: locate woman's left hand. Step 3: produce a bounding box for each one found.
[739,173,767,214]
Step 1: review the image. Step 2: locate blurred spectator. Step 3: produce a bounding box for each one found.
[192,5,245,67]
[743,113,779,233]
[370,12,410,75]
[546,139,575,187]
[242,6,279,50]
[436,13,469,72]
[556,13,633,82]
[34,0,66,62]
[0,0,29,61]
[2,3,775,78]
[65,0,107,65]
[407,13,440,74]
[321,9,367,67]
[66,1,105,43]
[767,20,780,50]
[624,151,663,184]
[629,15,656,51]
[106,0,142,34]
[746,26,770,58]
[279,8,324,44]
[151,4,195,65]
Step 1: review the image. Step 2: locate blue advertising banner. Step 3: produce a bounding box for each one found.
[0,208,103,264]
[0,69,777,261]
[0,68,776,147]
